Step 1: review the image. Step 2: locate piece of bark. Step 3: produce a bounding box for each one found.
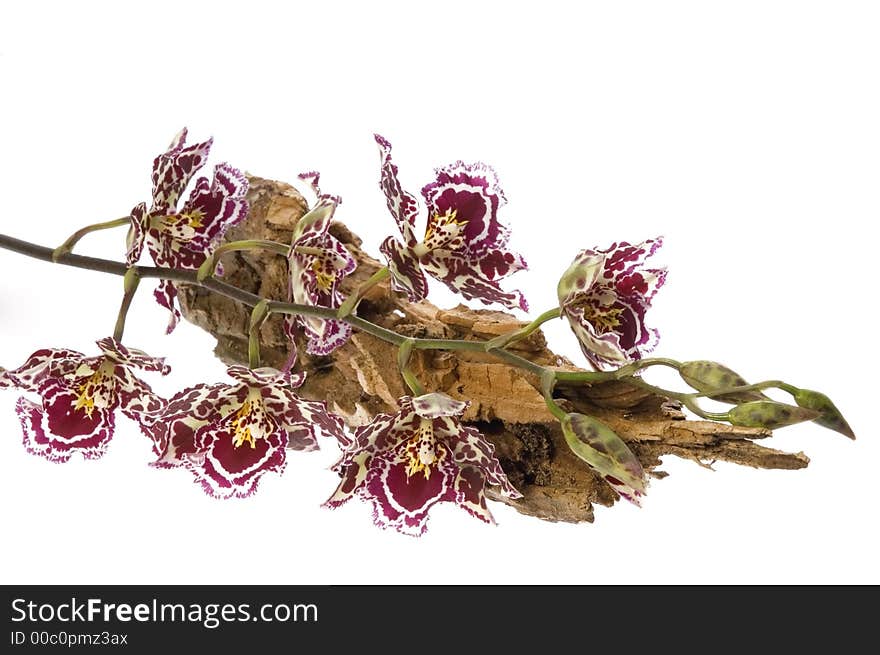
[178,176,809,524]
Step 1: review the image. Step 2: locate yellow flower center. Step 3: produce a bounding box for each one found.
[585,305,623,333]
[74,360,115,418]
[155,208,206,231]
[230,400,257,448]
[404,418,446,479]
[413,209,468,258]
[311,259,335,292]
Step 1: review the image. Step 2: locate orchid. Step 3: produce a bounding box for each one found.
[325,392,520,536]
[375,134,528,311]
[149,364,346,499]
[126,128,249,333]
[1,338,168,463]
[0,127,855,536]
[284,172,356,355]
[557,239,667,370]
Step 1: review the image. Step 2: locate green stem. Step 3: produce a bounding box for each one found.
[337,266,390,318]
[692,379,798,399]
[485,307,562,351]
[621,375,728,421]
[554,369,617,384]
[613,357,683,379]
[0,232,724,418]
[112,268,141,341]
[248,300,271,369]
[52,217,131,262]
[539,370,568,421]
[197,239,291,281]
[397,338,425,395]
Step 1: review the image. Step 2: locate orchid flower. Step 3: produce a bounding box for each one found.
[284,172,356,355]
[375,134,528,311]
[1,338,168,462]
[325,392,521,536]
[557,239,666,370]
[149,364,347,498]
[126,128,249,333]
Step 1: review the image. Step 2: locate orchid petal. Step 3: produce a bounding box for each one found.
[375,134,419,246]
[151,128,213,212]
[421,160,509,258]
[16,380,115,463]
[423,252,528,311]
[380,235,428,302]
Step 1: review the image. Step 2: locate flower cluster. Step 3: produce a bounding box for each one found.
[127,128,249,333]
[8,127,819,538]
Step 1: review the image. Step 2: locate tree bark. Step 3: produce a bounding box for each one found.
[178,176,809,523]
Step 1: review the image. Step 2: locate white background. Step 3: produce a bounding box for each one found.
[1,1,877,584]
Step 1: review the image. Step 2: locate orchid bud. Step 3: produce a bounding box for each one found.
[679,360,766,403]
[793,388,855,439]
[727,401,820,429]
[560,412,646,505]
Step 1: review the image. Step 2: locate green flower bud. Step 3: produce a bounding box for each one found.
[727,401,820,430]
[560,412,646,504]
[793,388,855,439]
[679,360,766,404]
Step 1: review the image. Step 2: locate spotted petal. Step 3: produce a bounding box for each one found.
[153,280,182,335]
[189,423,288,499]
[149,383,229,466]
[375,134,419,246]
[97,338,170,374]
[409,392,469,419]
[421,160,509,258]
[424,252,529,312]
[16,380,115,463]
[380,236,428,302]
[0,347,84,392]
[363,442,458,536]
[184,163,249,252]
[126,203,148,265]
[446,423,521,500]
[151,128,213,212]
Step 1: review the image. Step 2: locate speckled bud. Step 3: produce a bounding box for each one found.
[793,389,855,439]
[679,360,766,404]
[560,412,646,505]
[727,401,820,429]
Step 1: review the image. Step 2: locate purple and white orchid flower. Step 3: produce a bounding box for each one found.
[149,364,347,499]
[325,391,520,536]
[557,239,667,370]
[1,338,168,462]
[375,135,528,312]
[126,128,249,333]
[283,172,356,356]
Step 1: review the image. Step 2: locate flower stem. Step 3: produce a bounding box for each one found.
[197,239,291,282]
[397,338,425,395]
[52,217,131,262]
[337,266,390,318]
[112,268,141,341]
[248,300,272,369]
[613,357,683,378]
[484,307,562,351]
[540,370,568,421]
[0,232,730,421]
